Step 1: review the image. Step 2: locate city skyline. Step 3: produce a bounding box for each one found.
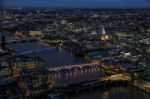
[1,0,150,8]
[0,1,150,98]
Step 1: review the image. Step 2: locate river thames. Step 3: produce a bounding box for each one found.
[9,42,84,67]
[9,42,150,99]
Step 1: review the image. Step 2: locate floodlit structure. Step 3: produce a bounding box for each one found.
[98,26,111,41]
[29,31,43,37]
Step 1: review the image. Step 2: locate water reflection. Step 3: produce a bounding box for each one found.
[51,67,104,87]
[102,91,109,99]
[67,86,150,99]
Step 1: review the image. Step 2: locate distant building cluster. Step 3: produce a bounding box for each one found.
[0,8,150,97]
[0,37,54,98]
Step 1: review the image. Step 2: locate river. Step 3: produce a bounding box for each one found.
[67,85,150,99]
[9,42,84,67]
[9,41,150,99]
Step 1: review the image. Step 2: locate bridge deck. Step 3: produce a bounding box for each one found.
[48,63,100,72]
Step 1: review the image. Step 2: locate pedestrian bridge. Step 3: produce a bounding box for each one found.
[20,47,55,55]
[47,64,129,88]
[47,63,125,75]
[48,63,100,72]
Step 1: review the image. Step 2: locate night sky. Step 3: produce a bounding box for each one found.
[0,0,150,8]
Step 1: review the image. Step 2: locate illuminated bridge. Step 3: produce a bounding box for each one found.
[47,63,126,83]
[20,47,55,55]
[48,63,101,72]
[47,63,131,90]
[47,63,125,74]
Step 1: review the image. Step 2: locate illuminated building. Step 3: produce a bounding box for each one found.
[15,31,23,37]
[21,69,55,96]
[0,58,23,98]
[91,30,96,35]
[98,26,111,41]
[29,31,43,37]
[0,65,12,81]
[0,56,44,78]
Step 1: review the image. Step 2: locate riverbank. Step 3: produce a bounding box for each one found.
[38,39,86,56]
[48,80,150,99]
[129,81,150,95]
